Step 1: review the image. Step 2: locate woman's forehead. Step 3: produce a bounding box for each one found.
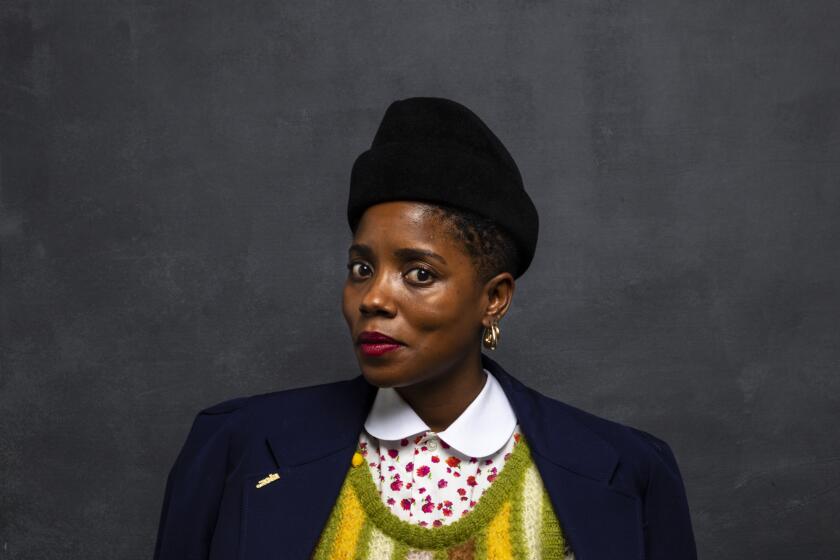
[351,202,464,257]
[355,201,445,236]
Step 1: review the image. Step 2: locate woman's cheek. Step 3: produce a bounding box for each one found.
[404,294,452,332]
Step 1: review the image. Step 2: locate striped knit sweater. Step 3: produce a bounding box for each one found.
[312,435,575,559]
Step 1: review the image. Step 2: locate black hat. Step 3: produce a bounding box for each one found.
[347,97,539,278]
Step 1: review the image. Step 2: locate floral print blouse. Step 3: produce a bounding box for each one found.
[356,368,521,527]
[357,425,522,527]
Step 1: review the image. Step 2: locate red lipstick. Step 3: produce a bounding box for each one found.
[357,331,404,357]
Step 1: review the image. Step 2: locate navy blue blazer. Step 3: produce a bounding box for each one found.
[153,353,697,559]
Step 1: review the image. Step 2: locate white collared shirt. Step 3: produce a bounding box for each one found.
[357,368,522,526]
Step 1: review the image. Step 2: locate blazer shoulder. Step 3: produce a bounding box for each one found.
[198,395,253,415]
[199,375,367,424]
[522,384,683,489]
[524,390,697,556]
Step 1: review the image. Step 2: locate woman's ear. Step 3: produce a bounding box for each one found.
[482,272,515,325]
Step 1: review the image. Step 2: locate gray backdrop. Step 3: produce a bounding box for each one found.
[1,1,838,558]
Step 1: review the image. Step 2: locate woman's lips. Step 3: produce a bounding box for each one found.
[359,342,403,357]
[356,330,404,356]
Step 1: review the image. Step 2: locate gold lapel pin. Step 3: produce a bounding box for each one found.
[256,472,281,488]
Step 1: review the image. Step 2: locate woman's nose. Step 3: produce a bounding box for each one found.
[359,270,397,316]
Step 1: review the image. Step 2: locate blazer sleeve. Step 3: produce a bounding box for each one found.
[153,397,249,560]
[636,429,698,560]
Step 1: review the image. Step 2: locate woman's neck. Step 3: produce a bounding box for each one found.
[394,352,487,433]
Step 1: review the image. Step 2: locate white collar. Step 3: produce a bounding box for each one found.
[363,368,517,458]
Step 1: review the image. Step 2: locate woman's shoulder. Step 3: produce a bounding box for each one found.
[199,376,356,409]
[520,384,696,553]
[515,379,686,489]
[188,375,372,441]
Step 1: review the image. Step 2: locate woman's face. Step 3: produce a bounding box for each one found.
[342,201,494,388]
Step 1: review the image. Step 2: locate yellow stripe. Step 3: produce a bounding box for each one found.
[521,464,543,559]
[485,500,513,559]
[540,489,565,558]
[365,525,394,559]
[330,485,366,559]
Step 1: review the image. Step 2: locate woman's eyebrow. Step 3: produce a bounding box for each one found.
[348,243,373,258]
[348,244,447,265]
[393,247,447,265]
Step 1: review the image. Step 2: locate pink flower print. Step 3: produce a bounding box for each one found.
[421,446,428,452]
[484,459,493,465]
[446,467,451,474]
[446,456,461,468]
[469,457,478,463]
[442,507,453,517]
[419,521,428,527]
[431,456,440,463]
[441,441,450,449]
[418,487,426,494]
[400,498,412,510]
[421,501,434,513]
[437,479,448,489]
[453,471,461,478]
[487,473,498,483]
[469,500,477,507]
[387,449,399,459]
[406,482,413,489]
[387,497,395,505]
[461,509,470,516]
[388,465,395,472]
[466,475,477,487]
[406,461,414,472]
[400,438,409,446]
[414,449,419,455]
[416,465,431,477]
[390,479,403,491]
[457,488,466,496]
[433,520,443,527]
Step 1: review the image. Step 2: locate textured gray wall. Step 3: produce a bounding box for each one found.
[1,1,838,558]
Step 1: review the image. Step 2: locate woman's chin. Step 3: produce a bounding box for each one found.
[359,368,407,388]
[357,360,422,388]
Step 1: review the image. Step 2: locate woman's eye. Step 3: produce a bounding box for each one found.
[405,267,435,284]
[347,262,372,278]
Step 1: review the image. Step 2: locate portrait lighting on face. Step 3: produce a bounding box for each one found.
[342,200,512,390]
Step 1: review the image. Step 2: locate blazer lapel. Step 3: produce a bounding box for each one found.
[482,353,645,560]
[239,375,377,560]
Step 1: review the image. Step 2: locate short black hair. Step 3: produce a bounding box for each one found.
[422,202,520,285]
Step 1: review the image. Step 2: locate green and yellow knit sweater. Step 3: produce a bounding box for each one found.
[312,436,573,559]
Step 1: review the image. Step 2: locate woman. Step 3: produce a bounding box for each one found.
[153,98,697,559]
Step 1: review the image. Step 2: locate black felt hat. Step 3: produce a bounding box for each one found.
[347,97,539,278]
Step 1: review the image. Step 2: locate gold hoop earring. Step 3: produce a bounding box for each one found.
[482,318,500,350]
